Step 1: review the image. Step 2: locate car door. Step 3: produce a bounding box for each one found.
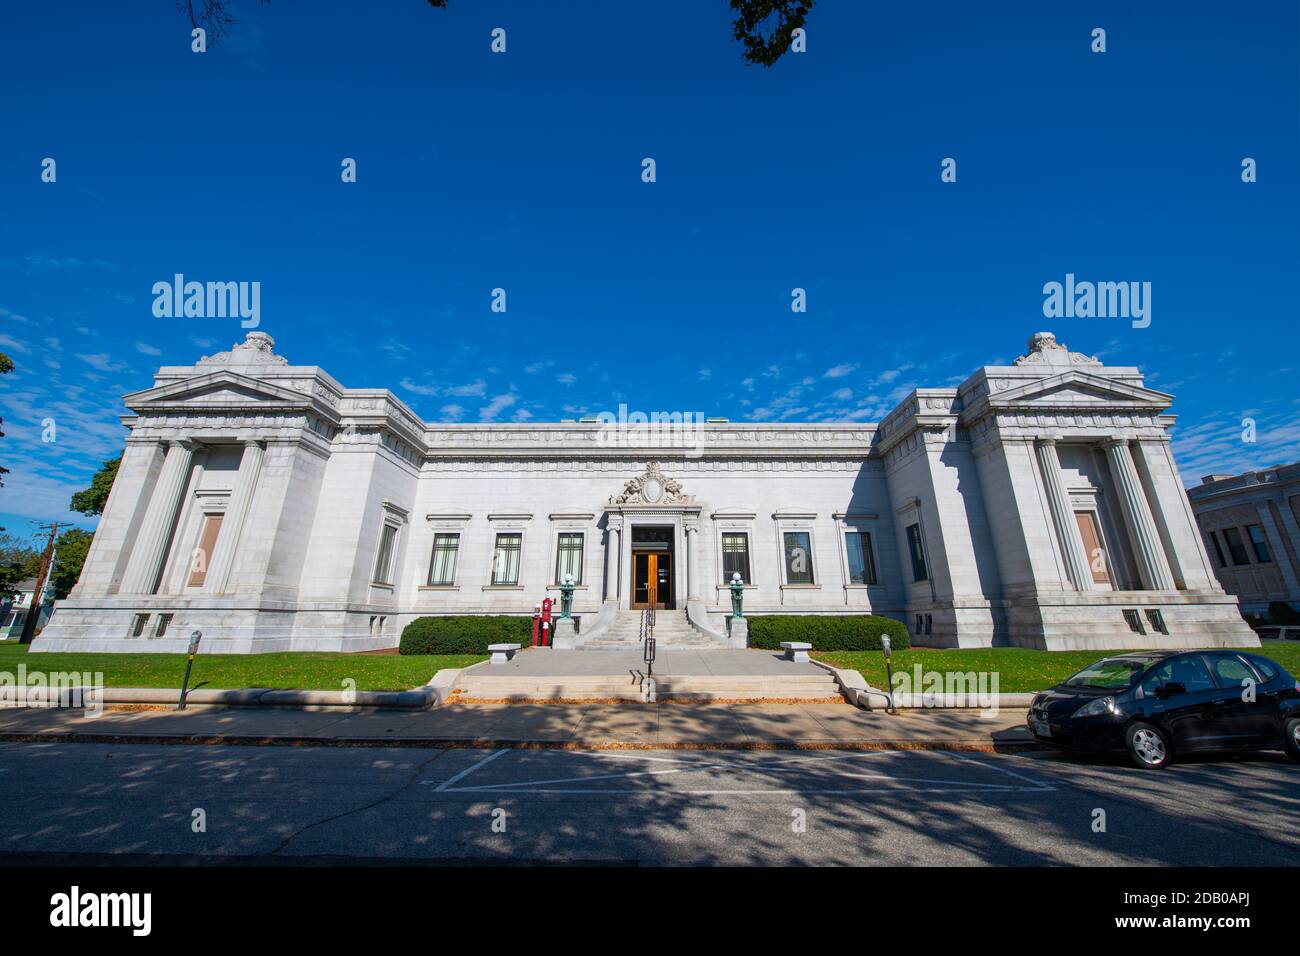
[1206,653,1281,746]
[1142,655,1221,751]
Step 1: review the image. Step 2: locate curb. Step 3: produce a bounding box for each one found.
[0,731,1043,753]
[0,667,468,711]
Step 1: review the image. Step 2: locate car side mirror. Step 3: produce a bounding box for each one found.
[1157,681,1187,698]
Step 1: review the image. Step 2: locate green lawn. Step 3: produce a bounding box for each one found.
[815,641,1300,694]
[0,643,484,692]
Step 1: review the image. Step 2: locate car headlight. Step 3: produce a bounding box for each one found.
[1072,696,1116,718]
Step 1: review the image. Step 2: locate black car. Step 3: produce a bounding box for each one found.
[1028,649,1300,769]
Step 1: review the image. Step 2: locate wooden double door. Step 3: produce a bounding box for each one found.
[631,550,674,609]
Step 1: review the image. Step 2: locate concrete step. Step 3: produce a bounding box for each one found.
[453,673,842,701]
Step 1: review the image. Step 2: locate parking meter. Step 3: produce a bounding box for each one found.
[881,634,897,714]
[178,630,202,710]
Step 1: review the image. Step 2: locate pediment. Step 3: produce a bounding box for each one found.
[986,370,1172,411]
[124,370,328,414]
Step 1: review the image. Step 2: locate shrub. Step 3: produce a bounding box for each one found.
[399,615,532,655]
[746,615,910,652]
[1268,602,1299,626]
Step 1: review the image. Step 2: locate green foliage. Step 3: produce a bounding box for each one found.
[0,532,40,604]
[399,615,533,655]
[1268,602,1299,626]
[731,0,816,67]
[70,456,121,516]
[50,528,94,599]
[747,614,910,651]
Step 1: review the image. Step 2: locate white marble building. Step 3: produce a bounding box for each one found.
[33,331,1256,654]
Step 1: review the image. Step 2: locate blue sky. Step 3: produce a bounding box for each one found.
[1,0,1297,536]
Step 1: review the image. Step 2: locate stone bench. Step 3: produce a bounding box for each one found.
[780,641,812,663]
[487,643,522,665]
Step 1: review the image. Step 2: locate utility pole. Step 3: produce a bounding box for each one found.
[19,522,59,645]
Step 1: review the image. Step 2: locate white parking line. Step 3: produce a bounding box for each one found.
[426,747,510,791]
[436,748,1057,796]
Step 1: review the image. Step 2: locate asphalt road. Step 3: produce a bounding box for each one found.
[0,741,1296,866]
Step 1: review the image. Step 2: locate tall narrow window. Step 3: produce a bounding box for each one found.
[555,532,584,584]
[1222,527,1251,566]
[783,531,814,585]
[427,533,460,586]
[492,532,522,585]
[1245,524,1271,563]
[373,523,399,585]
[1206,531,1226,568]
[845,531,877,585]
[906,523,928,582]
[187,513,224,587]
[722,532,751,584]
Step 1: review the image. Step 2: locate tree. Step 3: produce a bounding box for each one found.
[70,456,121,516]
[0,531,40,604]
[174,1,810,66]
[731,0,816,67]
[49,528,94,600]
[0,351,11,487]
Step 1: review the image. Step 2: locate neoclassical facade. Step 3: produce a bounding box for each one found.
[34,331,1256,654]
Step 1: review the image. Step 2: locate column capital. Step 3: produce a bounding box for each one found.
[1033,437,1058,448]
[1100,437,1133,451]
[241,438,267,450]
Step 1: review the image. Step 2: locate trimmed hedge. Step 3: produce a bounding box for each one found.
[399,615,533,655]
[746,615,910,652]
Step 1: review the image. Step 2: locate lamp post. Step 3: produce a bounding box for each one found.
[729,572,745,619]
[559,574,575,620]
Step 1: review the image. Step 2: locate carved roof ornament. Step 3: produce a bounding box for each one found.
[608,461,695,505]
[1012,331,1102,368]
[198,331,289,367]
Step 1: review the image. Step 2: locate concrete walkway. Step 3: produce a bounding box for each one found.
[0,701,1034,751]
[489,647,825,676]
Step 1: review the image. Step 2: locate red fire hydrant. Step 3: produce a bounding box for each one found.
[539,597,553,647]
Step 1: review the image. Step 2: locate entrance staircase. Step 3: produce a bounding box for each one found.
[581,609,725,650]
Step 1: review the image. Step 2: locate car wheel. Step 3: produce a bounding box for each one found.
[1125,721,1171,769]
[1285,718,1300,764]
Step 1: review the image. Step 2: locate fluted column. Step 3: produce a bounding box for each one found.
[604,520,623,601]
[686,525,701,600]
[119,441,196,595]
[204,440,265,594]
[1103,439,1176,591]
[1035,439,1094,591]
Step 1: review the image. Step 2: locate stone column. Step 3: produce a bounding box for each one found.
[604,519,623,601]
[118,441,196,595]
[686,524,701,601]
[1034,439,1094,591]
[204,440,265,594]
[1103,439,1176,591]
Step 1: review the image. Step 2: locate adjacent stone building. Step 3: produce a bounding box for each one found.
[1188,463,1300,617]
[33,331,1256,654]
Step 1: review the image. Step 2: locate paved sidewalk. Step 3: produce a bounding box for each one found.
[0,702,1034,750]
[486,647,825,676]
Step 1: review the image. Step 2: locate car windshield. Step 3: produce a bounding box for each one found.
[1061,657,1151,690]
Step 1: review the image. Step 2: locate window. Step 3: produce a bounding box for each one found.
[1245,524,1271,563]
[1122,608,1145,634]
[1208,654,1255,689]
[1222,527,1251,566]
[154,613,173,638]
[906,523,928,582]
[492,532,522,585]
[427,533,460,586]
[130,613,150,638]
[845,531,877,585]
[1246,654,1278,682]
[373,523,399,585]
[721,532,751,584]
[187,513,224,587]
[1142,656,1214,695]
[1144,609,1168,635]
[555,532,584,584]
[783,531,814,585]
[1206,531,1226,568]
